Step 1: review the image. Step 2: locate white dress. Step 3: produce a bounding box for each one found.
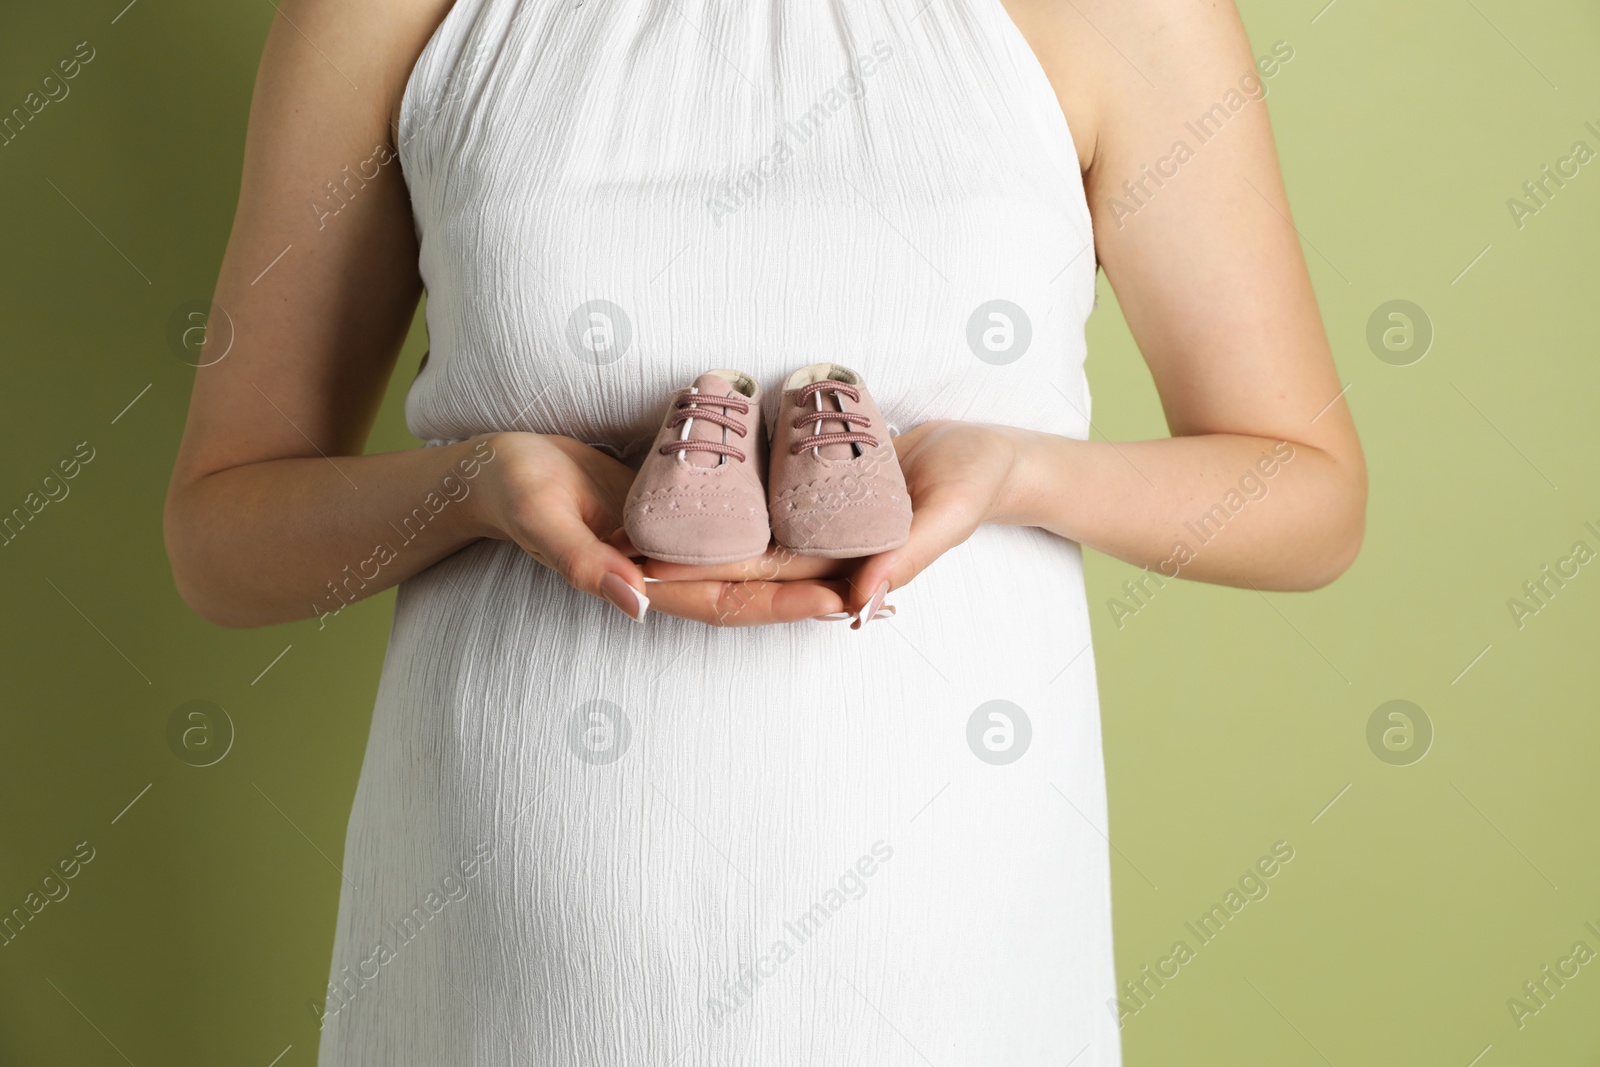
[316,0,1117,1062]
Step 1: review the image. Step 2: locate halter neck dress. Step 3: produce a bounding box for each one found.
[316,0,1117,1061]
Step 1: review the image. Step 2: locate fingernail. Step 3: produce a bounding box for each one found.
[852,580,890,630]
[813,612,854,621]
[600,572,649,622]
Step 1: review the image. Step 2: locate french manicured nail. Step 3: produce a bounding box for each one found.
[853,580,890,630]
[600,572,649,622]
[814,612,854,621]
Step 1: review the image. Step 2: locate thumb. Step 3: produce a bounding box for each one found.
[529,508,651,622]
[847,494,975,629]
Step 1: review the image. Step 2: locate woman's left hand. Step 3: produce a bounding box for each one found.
[638,419,1031,627]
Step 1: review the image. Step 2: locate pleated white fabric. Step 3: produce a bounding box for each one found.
[316,0,1117,1062]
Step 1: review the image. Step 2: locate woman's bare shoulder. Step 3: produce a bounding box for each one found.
[996,0,1256,175]
[260,0,459,145]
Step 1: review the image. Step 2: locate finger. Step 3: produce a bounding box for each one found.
[642,546,851,584]
[645,578,852,627]
[813,604,897,623]
[845,494,978,628]
[525,505,651,621]
[602,525,644,559]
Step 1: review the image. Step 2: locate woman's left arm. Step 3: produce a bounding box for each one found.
[849,0,1366,606]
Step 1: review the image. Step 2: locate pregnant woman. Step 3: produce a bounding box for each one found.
[163,0,1365,1062]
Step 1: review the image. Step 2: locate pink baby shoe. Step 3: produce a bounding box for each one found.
[767,363,911,558]
[623,370,771,564]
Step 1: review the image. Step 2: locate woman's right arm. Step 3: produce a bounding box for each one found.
[163,0,491,628]
[164,0,848,629]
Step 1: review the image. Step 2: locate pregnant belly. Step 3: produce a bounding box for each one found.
[326,524,1115,1064]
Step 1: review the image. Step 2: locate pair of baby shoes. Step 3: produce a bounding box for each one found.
[622,363,912,565]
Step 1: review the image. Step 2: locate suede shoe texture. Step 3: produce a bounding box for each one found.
[623,370,771,564]
[766,363,911,558]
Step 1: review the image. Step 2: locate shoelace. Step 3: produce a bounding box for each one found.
[658,392,751,462]
[791,380,878,455]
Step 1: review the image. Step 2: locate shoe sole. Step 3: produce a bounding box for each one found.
[775,534,909,559]
[628,543,775,566]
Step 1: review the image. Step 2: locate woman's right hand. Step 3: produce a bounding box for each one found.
[469,432,853,626]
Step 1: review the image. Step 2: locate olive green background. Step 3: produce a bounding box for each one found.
[2,0,1597,1064]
